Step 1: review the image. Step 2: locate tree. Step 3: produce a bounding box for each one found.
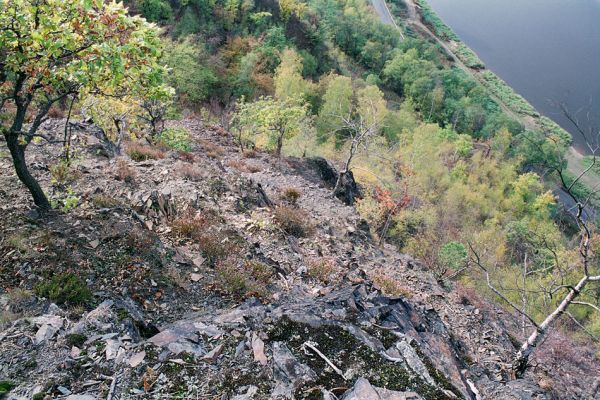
[0,0,168,210]
[274,48,314,105]
[234,96,308,157]
[318,79,388,194]
[163,38,218,105]
[470,105,600,378]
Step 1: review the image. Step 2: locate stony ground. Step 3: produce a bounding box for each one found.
[0,118,598,400]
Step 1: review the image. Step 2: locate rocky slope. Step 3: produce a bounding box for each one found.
[0,118,597,399]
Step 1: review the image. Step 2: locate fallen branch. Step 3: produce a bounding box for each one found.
[302,341,345,378]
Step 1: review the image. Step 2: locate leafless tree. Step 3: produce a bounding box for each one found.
[332,96,386,194]
[470,104,600,378]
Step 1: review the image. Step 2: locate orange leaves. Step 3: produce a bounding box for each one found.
[373,184,410,216]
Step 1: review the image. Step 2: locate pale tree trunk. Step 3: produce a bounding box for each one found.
[513,275,591,378]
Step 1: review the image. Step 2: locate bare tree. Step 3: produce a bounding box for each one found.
[470,104,600,378]
[331,86,388,194]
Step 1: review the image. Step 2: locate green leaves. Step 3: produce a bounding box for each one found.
[234,96,308,156]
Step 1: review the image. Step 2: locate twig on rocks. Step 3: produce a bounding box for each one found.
[301,341,345,378]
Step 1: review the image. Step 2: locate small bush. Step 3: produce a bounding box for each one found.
[306,257,339,283]
[178,164,204,181]
[371,271,411,298]
[158,127,192,151]
[199,140,225,159]
[0,381,14,396]
[171,212,236,264]
[49,161,78,187]
[273,206,313,237]
[90,194,122,208]
[35,273,93,306]
[281,187,301,205]
[126,142,166,162]
[245,164,262,173]
[171,213,213,238]
[215,257,273,299]
[115,159,135,183]
[242,149,257,158]
[226,159,249,172]
[177,150,196,163]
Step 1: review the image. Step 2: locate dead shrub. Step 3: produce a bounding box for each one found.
[371,271,412,298]
[281,187,301,205]
[47,105,65,119]
[226,159,248,172]
[171,213,213,239]
[242,149,257,158]
[177,150,196,163]
[49,161,79,187]
[215,256,273,299]
[90,194,122,208]
[171,212,237,264]
[273,206,313,237]
[307,257,339,284]
[115,159,135,183]
[126,142,165,162]
[245,164,262,173]
[199,140,225,159]
[178,164,204,181]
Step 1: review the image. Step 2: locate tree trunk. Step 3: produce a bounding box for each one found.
[276,133,283,158]
[513,274,589,378]
[5,132,51,210]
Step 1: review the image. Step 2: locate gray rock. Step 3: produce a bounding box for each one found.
[341,378,422,400]
[271,342,317,398]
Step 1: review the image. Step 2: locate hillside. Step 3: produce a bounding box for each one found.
[0,118,598,399]
[1,0,599,399]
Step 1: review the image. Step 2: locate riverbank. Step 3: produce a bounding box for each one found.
[375,0,600,217]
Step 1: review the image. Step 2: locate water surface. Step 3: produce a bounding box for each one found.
[425,0,600,152]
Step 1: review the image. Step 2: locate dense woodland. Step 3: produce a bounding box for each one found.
[1,0,598,378]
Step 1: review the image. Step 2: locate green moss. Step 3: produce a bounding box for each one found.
[269,317,456,399]
[66,333,87,348]
[0,381,14,399]
[35,273,93,306]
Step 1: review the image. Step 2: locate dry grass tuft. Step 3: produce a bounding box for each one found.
[199,140,225,159]
[273,206,313,237]
[178,164,204,181]
[115,159,135,183]
[306,257,339,284]
[215,257,273,299]
[126,142,166,162]
[371,271,412,298]
[281,187,301,205]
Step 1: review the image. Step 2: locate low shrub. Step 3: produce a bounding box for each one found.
[35,273,93,306]
[158,127,192,151]
[49,161,78,187]
[126,142,166,161]
[215,257,273,299]
[281,187,301,205]
[115,159,136,183]
[306,257,339,283]
[273,206,313,237]
[242,149,257,158]
[371,271,411,298]
[90,194,122,208]
[226,159,249,172]
[178,164,204,181]
[199,140,225,159]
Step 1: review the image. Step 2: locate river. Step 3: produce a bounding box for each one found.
[425,0,600,153]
